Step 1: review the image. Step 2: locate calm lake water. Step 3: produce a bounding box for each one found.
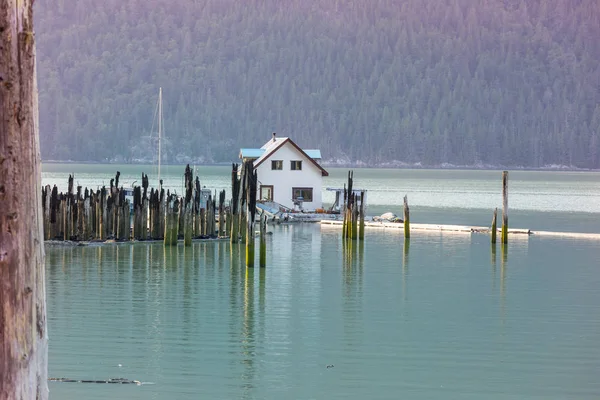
[43,164,600,399]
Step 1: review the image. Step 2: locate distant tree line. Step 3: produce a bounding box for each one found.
[34,0,600,168]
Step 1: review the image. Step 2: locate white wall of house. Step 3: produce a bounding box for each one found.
[254,141,323,210]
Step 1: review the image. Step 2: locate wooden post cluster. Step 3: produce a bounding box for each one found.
[341,171,365,242]
[40,165,224,243]
[244,161,258,267]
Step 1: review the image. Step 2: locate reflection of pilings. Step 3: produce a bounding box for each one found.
[491,243,497,290]
[403,195,410,239]
[500,243,507,325]
[501,171,509,244]
[241,267,256,394]
[402,238,409,301]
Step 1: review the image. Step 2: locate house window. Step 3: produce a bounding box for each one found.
[292,187,313,202]
[260,185,273,201]
[271,160,283,170]
[291,160,302,170]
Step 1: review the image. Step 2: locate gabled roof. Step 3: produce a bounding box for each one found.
[252,137,328,176]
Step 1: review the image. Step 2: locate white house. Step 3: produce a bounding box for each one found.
[239,133,328,211]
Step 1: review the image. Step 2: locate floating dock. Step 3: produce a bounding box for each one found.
[319,220,600,240]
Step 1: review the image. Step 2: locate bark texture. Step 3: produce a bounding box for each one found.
[0,0,48,398]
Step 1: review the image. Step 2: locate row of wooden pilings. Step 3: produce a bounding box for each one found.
[341,170,509,245]
[342,171,366,241]
[41,162,268,267]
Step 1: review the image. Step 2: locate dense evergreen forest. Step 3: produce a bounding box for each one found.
[34,0,600,168]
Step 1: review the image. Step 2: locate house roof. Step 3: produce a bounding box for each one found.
[240,148,322,160]
[240,148,265,159]
[255,137,328,176]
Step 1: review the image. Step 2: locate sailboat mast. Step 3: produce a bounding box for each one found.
[158,87,162,184]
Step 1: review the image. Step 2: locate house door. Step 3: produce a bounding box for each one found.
[260,185,273,201]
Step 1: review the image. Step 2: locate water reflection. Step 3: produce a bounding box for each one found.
[402,238,409,302]
[241,267,256,397]
[491,244,497,290]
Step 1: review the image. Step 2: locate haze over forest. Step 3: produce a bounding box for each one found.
[35,0,600,169]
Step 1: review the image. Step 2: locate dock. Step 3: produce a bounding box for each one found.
[319,220,600,240]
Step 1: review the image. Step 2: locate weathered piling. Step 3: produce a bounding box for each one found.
[200,207,206,237]
[63,174,74,240]
[76,186,83,240]
[205,194,213,237]
[50,185,60,239]
[491,208,498,244]
[359,191,365,240]
[133,186,143,240]
[1,0,49,393]
[351,193,358,240]
[342,185,348,240]
[194,177,201,237]
[403,195,410,239]
[184,165,193,246]
[159,180,166,238]
[41,166,228,243]
[164,193,179,246]
[42,185,51,240]
[219,189,226,237]
[501,171,508,244]
[141,173,149,240]
[239,163,249,242]
[246,163,257,268]
[259,213,267,267]
[83,189,92,240]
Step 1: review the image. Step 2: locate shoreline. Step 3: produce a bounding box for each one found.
[41,160,600,173]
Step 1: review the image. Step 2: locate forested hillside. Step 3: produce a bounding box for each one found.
[34,0,600,168]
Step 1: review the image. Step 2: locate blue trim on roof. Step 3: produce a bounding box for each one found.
[304,149,321,159]
[240,148,265,158]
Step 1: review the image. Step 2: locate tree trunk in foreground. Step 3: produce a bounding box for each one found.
[0,0,48,399]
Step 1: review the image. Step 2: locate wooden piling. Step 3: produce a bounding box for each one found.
[219,189,226,237]
[133,186,142,240]
[351,194,358,240]
[342,185,348,240]
[83,193,91,240]
[194,177,201,237]
[0,0,49,393]
[50,185,59,239]
[491,208,498,244]
[43,185,51,240]
[239,162,248,242]
[142,173,149,240]
[359,191,365,240]
[159,181,166,238]
[246,164,257,268]
[200,208,206,237]
[403,195,410,239]
[184,165,193,246]
[259,213,267,267]
[501,171,508,244]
